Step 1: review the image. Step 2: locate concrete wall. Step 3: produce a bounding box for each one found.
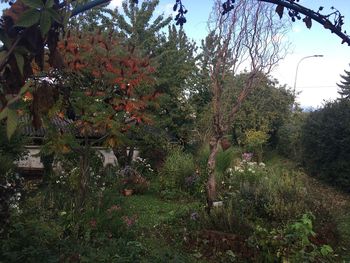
[17,146,139,170]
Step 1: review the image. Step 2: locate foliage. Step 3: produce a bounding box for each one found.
[301,100,350,191]
[114,0,172,55]
[119,165,150,194]
[337,64,350,100]
[243,129,269,162]
[0,122,26,236]
[199,157,338,261]
[277,111,307,162]
[215,147,240,176]
[249,213,335,262]
[0,181,147,262]
[224,74,294,146]
[153,25,198,147]
[159,147,197,195]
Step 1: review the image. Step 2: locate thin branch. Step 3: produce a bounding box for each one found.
[0,35,22,73]
[259,0,350,45]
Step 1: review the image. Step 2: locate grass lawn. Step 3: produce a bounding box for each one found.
[122,193,207,262]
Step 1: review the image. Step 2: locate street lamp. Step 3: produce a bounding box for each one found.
[293,54,324,97]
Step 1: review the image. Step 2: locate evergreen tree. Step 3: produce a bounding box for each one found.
[153,25,198,146]
[115,0,172,55]
[337,65,350,100]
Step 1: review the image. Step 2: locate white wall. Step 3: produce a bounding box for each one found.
[16,146,139,169]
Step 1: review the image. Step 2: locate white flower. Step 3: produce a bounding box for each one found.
[259,162,266,167]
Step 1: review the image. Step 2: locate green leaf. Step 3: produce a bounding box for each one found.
[14,46,30,55]
[0,107,8,120]
[40,10,51,36]
[320,245,333,256]
[6,109,18,139]
[14,52,24,76]
[21,0,44,9]
[47,8,62,24]
[16,9,40,28]
[0,50,6,62]
[19,81,30,96]
[45,0,54,8]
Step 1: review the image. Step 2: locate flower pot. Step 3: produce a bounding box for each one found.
[123,189,134,196]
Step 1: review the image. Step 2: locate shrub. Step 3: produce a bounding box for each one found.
[243,129,269,162]
[215,147,239,175]
[301,100,350,191]
[277,111,307,163]
[249,213,335,262]
[159,147,195,192]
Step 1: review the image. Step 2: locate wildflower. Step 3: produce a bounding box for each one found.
[123,215,137,227]
[259,162,266,167]
[242,152,253,162]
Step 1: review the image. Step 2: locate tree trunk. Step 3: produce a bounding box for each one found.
[206,136,220,214]
[77,135,90,209]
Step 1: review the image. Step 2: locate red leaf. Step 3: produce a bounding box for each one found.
[303,16,312,29]
[275,5,284,19]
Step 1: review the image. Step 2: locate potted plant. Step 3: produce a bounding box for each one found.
[122,188,134,196]
[121,179,134,196]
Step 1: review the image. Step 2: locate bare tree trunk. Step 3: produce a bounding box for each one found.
[206,136,220,213]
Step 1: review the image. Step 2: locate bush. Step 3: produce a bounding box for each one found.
[159,147,195,193]
[243,129,269,162]
[277,111,307,163]
[199,159,338,262]
[301,100,350,191]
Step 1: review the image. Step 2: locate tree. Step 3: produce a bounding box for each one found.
[204,0,289,211]
[114,0,172,55]
[115,1,198,150]
[223,74,295,146]
[337,65,350,100]
[153,25,198,147]
[301,100,350,192]
[36,29,157,207]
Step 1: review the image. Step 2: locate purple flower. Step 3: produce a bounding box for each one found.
[242,152,253,162]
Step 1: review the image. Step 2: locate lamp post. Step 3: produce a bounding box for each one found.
[293,54,324,98]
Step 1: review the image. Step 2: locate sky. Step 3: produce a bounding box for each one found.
[109,0,350,109]
[1,0,350,108]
